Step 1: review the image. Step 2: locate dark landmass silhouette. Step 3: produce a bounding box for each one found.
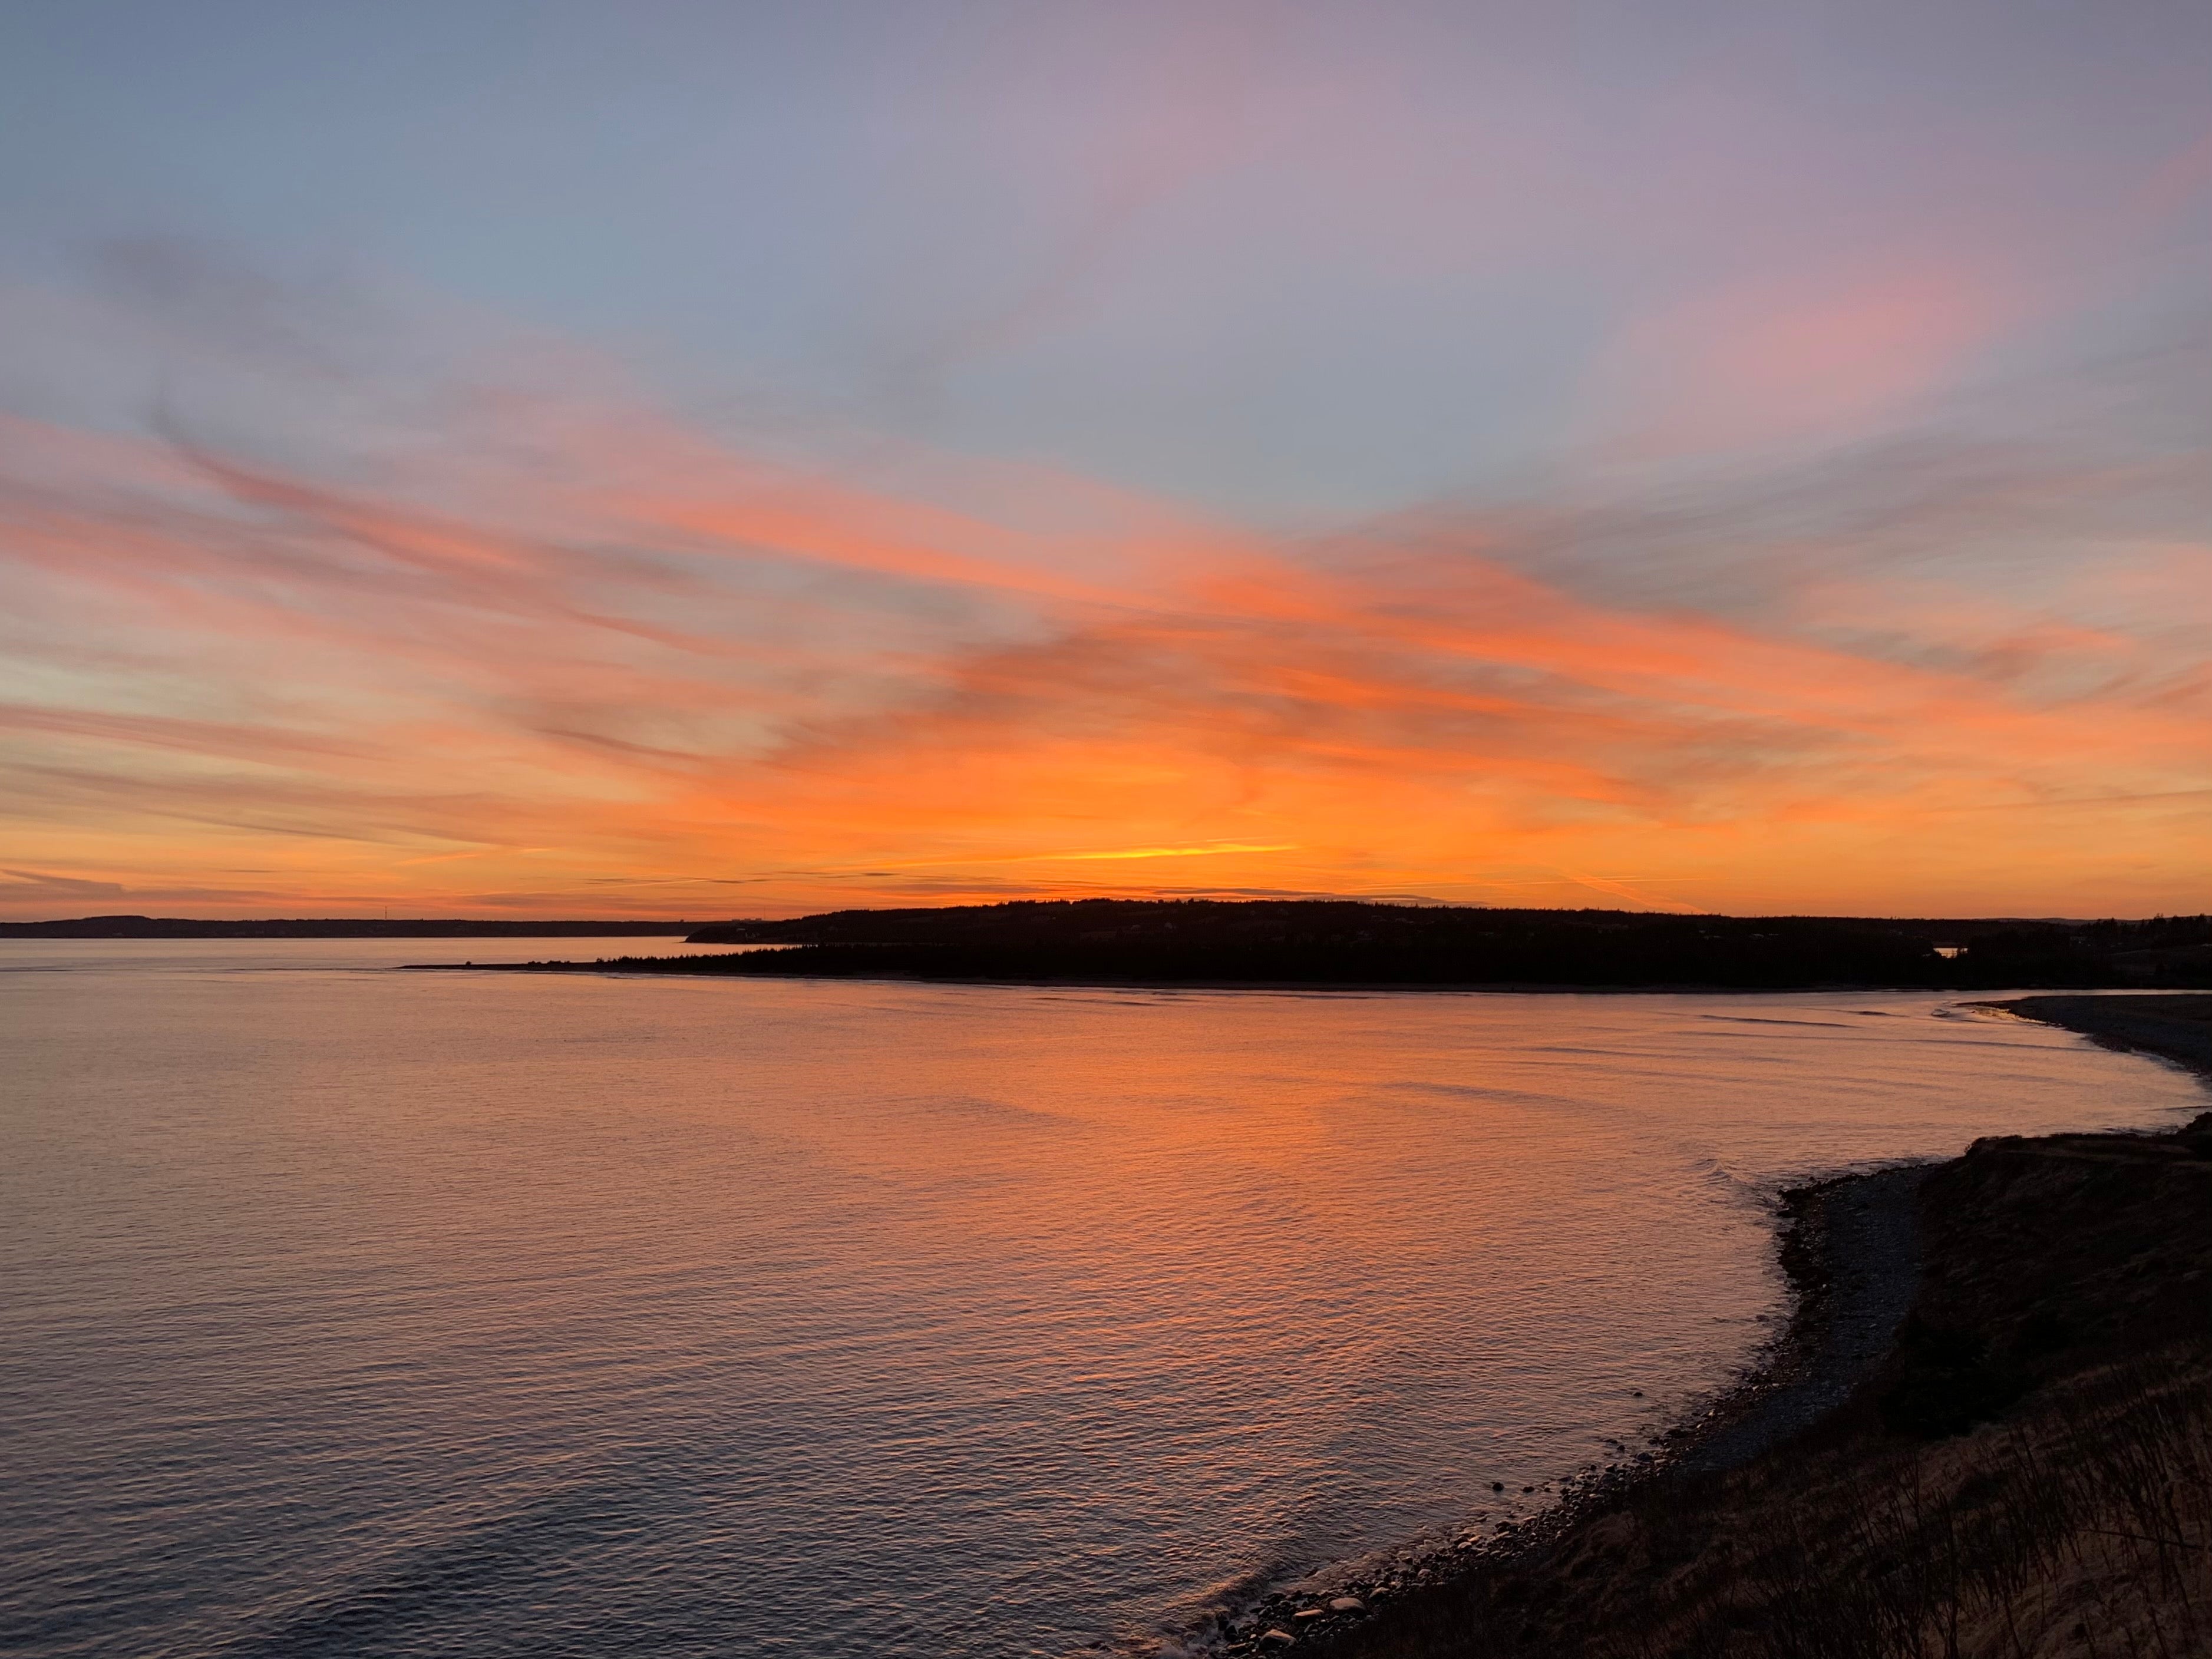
[1234,993,2212,1659]
[427,899,2212,989]
[1,916,694,939]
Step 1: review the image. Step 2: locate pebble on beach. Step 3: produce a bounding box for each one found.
[1329,1596,1364,1612]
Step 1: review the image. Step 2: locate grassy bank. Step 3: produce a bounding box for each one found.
[1249,995,2212,1659]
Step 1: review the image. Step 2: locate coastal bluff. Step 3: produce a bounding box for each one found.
[1244,994,2212,1659]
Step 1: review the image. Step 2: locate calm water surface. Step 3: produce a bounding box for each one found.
[4,942,2204,1658]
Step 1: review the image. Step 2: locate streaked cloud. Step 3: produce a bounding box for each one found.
[1,296,2203,918]
[1,1,2206,918]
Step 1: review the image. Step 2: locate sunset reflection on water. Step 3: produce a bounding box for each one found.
[4,944,2204,1657]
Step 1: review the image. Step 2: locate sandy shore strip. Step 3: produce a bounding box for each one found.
[1993,992,2212,1081]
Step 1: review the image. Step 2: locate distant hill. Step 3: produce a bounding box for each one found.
[1,916,695,939]
[473,898,2212,989]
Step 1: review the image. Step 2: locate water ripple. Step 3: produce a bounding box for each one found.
[4,941,2203,1656]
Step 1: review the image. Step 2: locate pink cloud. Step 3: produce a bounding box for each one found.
[1594,263,2016,459]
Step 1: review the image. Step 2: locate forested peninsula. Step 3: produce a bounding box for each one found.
[418,899,2212,990]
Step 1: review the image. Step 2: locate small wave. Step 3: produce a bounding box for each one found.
[1696,1014,1862,1029]
[209,1470,687,1659]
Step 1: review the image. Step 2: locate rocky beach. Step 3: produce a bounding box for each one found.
[1207,994,2212,1658]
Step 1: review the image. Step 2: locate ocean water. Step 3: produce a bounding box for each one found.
[3,942,2204,1658]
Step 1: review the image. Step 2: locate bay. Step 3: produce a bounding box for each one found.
[2,941,2202,1657]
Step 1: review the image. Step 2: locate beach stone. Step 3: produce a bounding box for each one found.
[1259,1631,1296,1647]
[1293,1607,1326,1618]
[1329,1596,1364,1612]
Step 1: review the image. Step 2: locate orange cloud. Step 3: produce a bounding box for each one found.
[1,371,2206,921]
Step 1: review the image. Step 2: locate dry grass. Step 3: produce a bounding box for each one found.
[1577,1347,2212,1659]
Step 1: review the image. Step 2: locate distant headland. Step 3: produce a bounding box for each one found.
[409,898,2212,991]
[1,916,695,939]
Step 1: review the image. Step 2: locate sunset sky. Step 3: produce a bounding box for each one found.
[1,1,2207,919]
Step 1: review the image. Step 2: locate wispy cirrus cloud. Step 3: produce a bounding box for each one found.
[1,260,2203,921]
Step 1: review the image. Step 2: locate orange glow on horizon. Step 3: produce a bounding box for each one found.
[2,378,2206,924]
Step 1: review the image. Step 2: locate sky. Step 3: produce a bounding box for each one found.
[1,0,2207,920]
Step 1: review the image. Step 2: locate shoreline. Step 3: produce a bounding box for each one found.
[1193,1161,1930,1654]
[1989,992,2212,1081]
[401,959,2065,996]
[1204,992,2212,1657]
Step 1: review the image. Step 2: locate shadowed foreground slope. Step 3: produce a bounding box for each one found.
[1259,996,2212,1659]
